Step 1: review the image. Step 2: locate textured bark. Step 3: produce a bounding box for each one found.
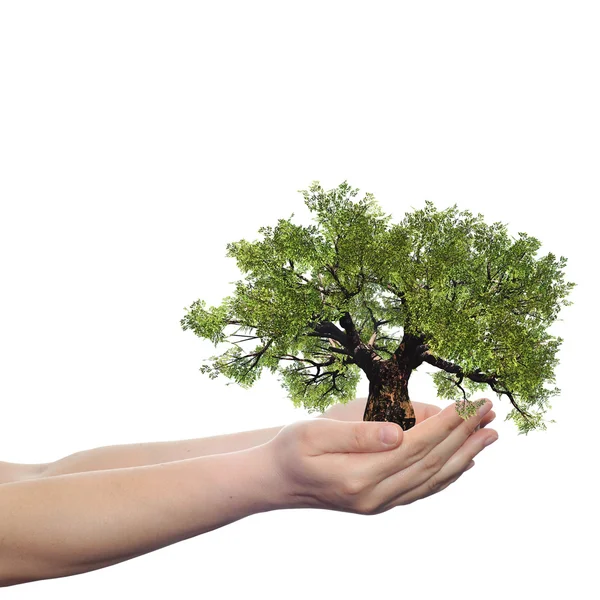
[363,358,416,430]
[362,333,425,430]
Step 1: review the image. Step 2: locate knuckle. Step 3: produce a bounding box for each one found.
[295,421,315,445]
[409,437,428,460]
[422,451,443,472]
[443,418,456,436]
[426,474,441,495]
[343,476,366,497]
[438,474,459,493]
[356,498,380,516]
[467,419,481,436]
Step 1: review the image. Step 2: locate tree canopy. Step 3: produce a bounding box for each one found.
[181,181,574,435]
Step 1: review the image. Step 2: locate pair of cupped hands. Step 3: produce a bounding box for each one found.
[266,398,498,516]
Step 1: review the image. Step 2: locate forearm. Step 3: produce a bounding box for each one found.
[39,398,367,479]
[41,425,285,478]
[0,444,284,587]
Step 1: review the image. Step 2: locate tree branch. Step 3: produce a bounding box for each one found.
[339,311,381,377]
[227,320,259,329]
[275,353,336,373]
[441,373,468,401]
[420,352,462,374]
[420,351,535,423]
[364,303,389,347]
[324,264,361,300]
[306,321,350,347]
[340,311,362,348]
[372,345,395,357]
[329,346,353,357]
[284,260,332,297]
[487,381,534,422]
[241,339,273,377]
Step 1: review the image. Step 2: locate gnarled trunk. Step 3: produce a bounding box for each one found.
[363,358,415,430]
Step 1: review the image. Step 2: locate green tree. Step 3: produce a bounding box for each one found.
[181,182,574,435]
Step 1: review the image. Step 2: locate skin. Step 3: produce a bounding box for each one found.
[2,397,495,481]
[269,399,498,515]
[0,397,497,586]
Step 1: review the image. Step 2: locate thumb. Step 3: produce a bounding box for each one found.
[315,419,403,454]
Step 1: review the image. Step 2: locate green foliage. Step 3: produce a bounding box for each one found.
[430,372,488,419]
[181,298,232,345]
[454,398,489,420]
[431,371,465,401]
[279,359,362,414]
[181,181,574,434]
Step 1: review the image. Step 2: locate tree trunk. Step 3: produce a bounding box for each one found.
[362,358,416,430]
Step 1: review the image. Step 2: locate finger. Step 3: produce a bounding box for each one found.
[374,462,471,510]
[306,418,403,456]
[412,461,471,502]
[479,410,496,429]
[401,399,493,470]
[411,401,441,424]
[408,428,497,502]
[345,399,492,488]
[409,400,493,477]
[422,426,497,498]
[443,428,498,475]
[376,428,496,508]
[413,401,442,423]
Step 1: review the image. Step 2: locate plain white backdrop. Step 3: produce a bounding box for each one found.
[0,1,597,597]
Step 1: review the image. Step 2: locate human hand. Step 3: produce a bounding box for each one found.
[268,399,498,515]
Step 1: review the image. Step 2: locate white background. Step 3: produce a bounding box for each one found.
[1,1,597,597]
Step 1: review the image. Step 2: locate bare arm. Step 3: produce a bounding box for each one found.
[39,398,369,478]
[0,443,283,587]
[0,462,44,485]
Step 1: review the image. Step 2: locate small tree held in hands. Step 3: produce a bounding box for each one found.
[181,182,574,435]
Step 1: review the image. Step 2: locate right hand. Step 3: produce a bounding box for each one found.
[268,399,498,515]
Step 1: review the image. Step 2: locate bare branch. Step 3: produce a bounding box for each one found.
[240,339,273,378]
[329,346,353,356]
[339,311,361,347]
[420,352,462,374]
[223,354,255,367]
[339,311,383,377]
[306,321,350,347]
[275,354,336,371]
[229,334,261,342]
[488,381,535,422]
[227,320,259,329]
[441,373,468,401]
[364,304,389,343]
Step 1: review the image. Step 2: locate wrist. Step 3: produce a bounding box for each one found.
[239,442,293,513]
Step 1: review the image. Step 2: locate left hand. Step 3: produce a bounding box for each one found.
[319,396,497,429]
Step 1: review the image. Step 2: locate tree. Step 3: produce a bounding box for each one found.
[181,181,574,435]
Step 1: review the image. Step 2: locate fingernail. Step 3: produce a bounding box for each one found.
[484,434,498,447]
[466,460,475,471]
[380,425,399,446]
